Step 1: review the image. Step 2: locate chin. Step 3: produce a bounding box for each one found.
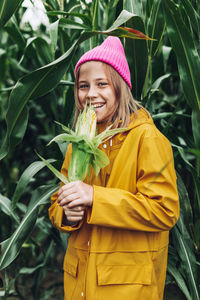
[97,117,109,124]
[96,113,111,124]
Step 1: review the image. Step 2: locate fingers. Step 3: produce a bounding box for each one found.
[57,181,93,208]
[58,192,79,206]
[67,199,84,208]
[58,185,77,204]
[71,206,84,212]
[63,205,85,222]
[57,183,79,206]
[58,181,80,199]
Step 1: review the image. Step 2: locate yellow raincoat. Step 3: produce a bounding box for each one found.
[49,108,179,300]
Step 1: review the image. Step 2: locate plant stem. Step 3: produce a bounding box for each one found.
[60,30,67,106]
[142,55,152,99]
[59,0,64,11]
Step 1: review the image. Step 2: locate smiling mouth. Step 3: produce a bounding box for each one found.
[91,103,105,109]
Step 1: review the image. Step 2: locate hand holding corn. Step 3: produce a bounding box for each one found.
[58,181,93,222]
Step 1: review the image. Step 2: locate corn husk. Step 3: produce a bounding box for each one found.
[39,105,126,183]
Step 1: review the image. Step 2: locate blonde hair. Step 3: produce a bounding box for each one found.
[74,62,142,128]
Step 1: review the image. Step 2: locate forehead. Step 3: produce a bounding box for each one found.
[78,61,109,79]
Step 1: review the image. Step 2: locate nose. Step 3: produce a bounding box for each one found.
[87,84,98,99]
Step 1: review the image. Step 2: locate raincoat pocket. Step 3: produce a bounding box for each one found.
[97,264,152,286]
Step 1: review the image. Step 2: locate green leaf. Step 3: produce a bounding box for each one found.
[33,37,54,65]
[167,260,192,300]
[0,0,23,28]
[36,152,68,184]
[123,5,148,98]
[102,26,153,40]
[9,58,29,74]
[172,224,200,300]
[194,219,200,252]
[0,185,58,270]
[20,36,53,66]
[152,112,181,120]
[123,0,143,17]
[12,160,56,211]
[90,0,99,48]
[48,133,82,145]
[180,0,200,38]
[104,10,136,32]
[0,48,6,82]
[0,194,19,224]
[163,0,200,110]
[54,121,75,134]
[147,0,165,56]
[162,46,172,72]
[92,148,110,176]
[59,80,74,86]
[148,73,171,96]
[59,18,89,30]
[176,173,193,236]
[47,11,92,28]
[22,36,53,65]
[125,30,147,96]
[19,240,54,275]
[188,149,200,158]
[49,20,59,59]
[4,17,26,50]
[192,109,200,149]
[92,0,99,31]
[171,143,193,168]
[143,0,166,98]
[190,168,200,215]
[0,106,29,161]
[192,109,200,174]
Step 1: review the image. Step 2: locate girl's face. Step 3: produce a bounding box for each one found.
[77,61,117,124]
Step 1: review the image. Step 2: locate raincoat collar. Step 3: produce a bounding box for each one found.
[97,108,153,147]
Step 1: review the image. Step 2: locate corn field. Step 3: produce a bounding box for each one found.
[0,0,199,299]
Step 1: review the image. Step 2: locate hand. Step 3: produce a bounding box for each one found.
[57,180,93,208]
[63,205,85,223]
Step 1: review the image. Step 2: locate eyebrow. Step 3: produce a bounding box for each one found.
[96,78,107,81]
[78,78,108,83]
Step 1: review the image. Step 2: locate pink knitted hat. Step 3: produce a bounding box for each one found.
[75,36,132,90]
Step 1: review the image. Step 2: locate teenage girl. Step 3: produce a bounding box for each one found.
[49,36,179,300]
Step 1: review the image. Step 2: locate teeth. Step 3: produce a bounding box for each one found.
[92,103,104,108]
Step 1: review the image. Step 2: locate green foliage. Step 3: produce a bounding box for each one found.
[0,0,24,28]
[0,0,200,299]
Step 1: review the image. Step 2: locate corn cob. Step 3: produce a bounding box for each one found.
[39,105,126,183]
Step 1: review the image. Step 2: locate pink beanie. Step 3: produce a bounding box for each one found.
[75,36,132,90]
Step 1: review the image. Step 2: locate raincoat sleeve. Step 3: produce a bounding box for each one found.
[48,144,83,233]
[87,127,179,232]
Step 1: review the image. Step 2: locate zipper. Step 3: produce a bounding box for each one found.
[84,234,91,300]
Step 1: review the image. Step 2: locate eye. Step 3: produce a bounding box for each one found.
[98,82,108,87]
[78,83,88,89]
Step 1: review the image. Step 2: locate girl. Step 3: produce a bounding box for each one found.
[49,36,179,300]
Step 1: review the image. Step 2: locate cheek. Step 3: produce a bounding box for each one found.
[78,91,85,104]
[108,94,117,110]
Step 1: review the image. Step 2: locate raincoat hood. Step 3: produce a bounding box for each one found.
[96,108,152,148]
